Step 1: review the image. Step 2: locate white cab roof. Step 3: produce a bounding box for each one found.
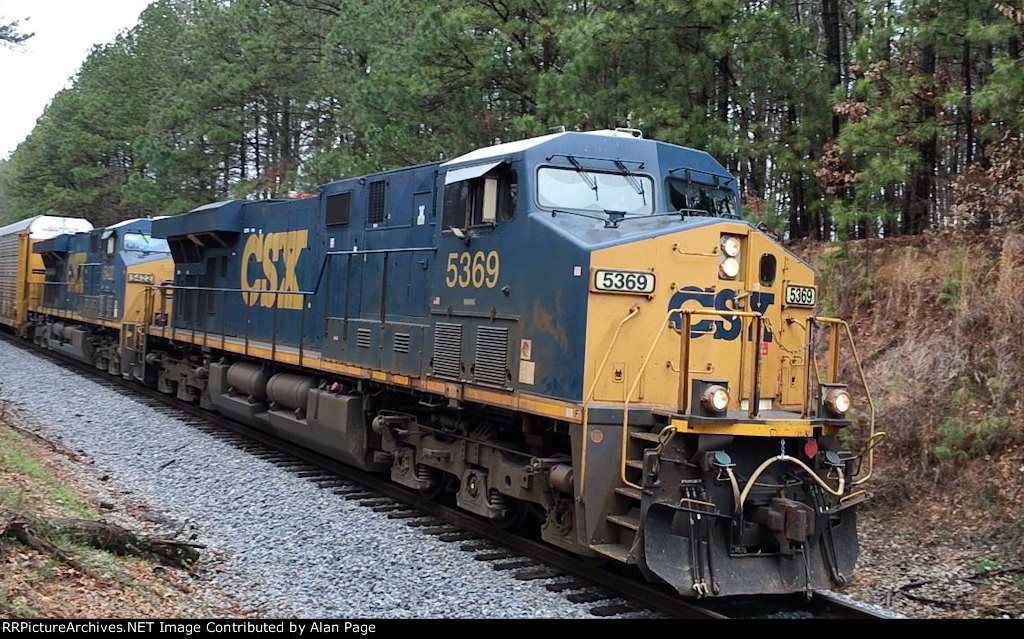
[0,215,94,240]
[440,129,641,168]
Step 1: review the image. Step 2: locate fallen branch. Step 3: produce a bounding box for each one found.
[50,517,203,568]
[3,516,107,582]
[0,402,86,462]
[1,511,203,575]
[897,564,1024,611]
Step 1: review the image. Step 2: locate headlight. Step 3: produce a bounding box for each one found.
[824,387,851,416]
[701,384,730,414]
[721,235,741,257]
[720,257,740,279]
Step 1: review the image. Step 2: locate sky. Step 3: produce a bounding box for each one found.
[0,0,151,160]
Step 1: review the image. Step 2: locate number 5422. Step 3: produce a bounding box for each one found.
[445,251,500,288]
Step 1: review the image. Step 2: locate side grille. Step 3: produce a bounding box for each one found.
[474,326,509,387]
[431,323,462,379]
[356,327,373,349]
[393,332,411,354]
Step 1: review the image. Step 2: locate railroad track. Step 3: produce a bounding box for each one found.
[0,330,891,619]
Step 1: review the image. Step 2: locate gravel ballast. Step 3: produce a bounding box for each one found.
[0,339,605,618]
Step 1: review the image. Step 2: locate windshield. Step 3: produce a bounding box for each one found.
[123,232,170,254]
[667,179,737,217]
[537,167,654,215]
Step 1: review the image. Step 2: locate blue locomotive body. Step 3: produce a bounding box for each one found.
[36,218,170,322]
[153,131,737,407]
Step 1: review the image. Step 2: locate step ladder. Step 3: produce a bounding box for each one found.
[588,427,663,563]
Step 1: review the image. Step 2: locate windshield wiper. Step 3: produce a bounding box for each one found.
[567,156,599,200]
[613,160,646,199]
[550,209,608,224]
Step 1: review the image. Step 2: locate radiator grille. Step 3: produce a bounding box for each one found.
[356,327,373,349]
[474,326,509,387]
[431,323,462,379]
[393,332,411,354]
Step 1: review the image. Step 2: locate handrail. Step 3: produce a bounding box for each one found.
[675,308,764,418]
[811,317,882,486]
[578,305,639,498]
[619,306,763,490]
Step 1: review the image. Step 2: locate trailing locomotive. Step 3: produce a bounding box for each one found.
[6,129,878,598]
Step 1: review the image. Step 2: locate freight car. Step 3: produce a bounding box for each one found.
[11,129,878,598]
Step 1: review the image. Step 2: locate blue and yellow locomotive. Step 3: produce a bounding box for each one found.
[27,218,173,375]
[12,129,877,597]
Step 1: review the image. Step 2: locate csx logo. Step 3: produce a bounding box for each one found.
[240,230,308,309]
[668,287,774,342]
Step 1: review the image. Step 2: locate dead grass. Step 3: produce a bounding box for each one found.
[0,413,239,618]
[796,230,1024,556]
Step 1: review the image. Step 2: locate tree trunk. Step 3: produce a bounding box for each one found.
[907,39,936,235]
[822,0,843,138]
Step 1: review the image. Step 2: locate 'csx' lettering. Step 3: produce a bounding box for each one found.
[668,287,775,342]
[240,230,308,309]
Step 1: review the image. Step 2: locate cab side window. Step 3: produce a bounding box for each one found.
[443,168,517,231]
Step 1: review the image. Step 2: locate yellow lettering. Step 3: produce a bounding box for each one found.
[240,234,263,306]
[260,234,279,308]
[279,230,307,310]
[238,230,308,309]
[67,253,86,294]
[457,252,471,288]
[443,251,501,289]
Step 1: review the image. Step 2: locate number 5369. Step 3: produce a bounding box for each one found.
[445,251,500,288]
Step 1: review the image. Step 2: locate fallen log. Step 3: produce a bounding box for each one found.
[0,511,203,571]
[3,518,106,581]
[49,517,203,567]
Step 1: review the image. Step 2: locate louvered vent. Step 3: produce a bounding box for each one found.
[474,326,509,387]
[393,332,411,354]
[356,327,373,349]
[432,323,462,379]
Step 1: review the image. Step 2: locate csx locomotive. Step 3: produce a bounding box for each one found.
[0,129,878,597]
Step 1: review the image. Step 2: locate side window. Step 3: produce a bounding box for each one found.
[500,170,518,222]
[442,167,517,231]
[326,192,351,226]
[367,181,386,226]
[442,181,471,231]
[667,179,736,217]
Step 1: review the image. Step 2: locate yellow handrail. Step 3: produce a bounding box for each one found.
[578,305,639,498]
[619,306,763,490]
[812,317,883,486]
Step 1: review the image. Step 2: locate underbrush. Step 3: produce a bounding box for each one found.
[799,231,1024,535]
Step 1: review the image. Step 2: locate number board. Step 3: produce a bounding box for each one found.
[784,284,816,307]
[127,272,155,284]
[593,269,656,295]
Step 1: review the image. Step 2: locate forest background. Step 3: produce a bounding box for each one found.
[1,0,1022,238]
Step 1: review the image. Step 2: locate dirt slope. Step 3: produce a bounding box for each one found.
[795,231,1024,616]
